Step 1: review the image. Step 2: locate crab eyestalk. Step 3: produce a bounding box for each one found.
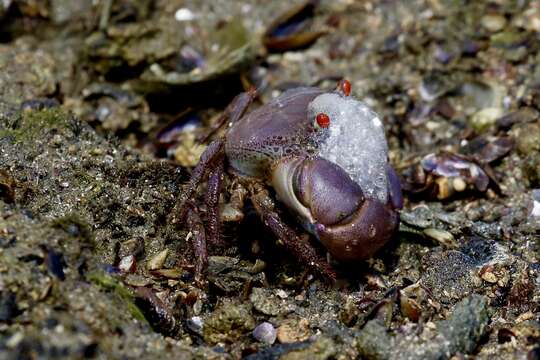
[272,156,400,263]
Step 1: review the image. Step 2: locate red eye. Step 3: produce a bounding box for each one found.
[339,79,351,96]
[316,113,330,128]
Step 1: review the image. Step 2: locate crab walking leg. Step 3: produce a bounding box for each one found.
[198,87,257,142]
[387,164,404,210]
[176,139,225,222]
[186,202,208,284]
[204,160,225,246]
[178,89,256,222]
[251,189,337,281]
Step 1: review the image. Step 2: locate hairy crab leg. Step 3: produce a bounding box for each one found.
[176,88,258,282]
[387,165,404,210]
[175,139,225,223]
[204,160,225,246]
[185,202,208,285]
[177,88,256,223]
[198,87,257,143]
[251,189,337,281]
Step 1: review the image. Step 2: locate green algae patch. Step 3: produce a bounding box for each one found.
[50,213,95,244]
[203,301,255,344]
[0,108,72,143]
[87,271,149,326]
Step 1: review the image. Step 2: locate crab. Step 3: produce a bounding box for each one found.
[177,80,402,281]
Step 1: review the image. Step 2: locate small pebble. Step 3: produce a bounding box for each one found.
[480,266,498,283]
[434,46,453,64]
[452,177,467,192]
[188,316,203,334]
[481,14,507,32]
[44,248,65,281]
[471,107,504,132]
[220,203,244,222]
[531,189,540,218]
[0,291,20,321]
[277,319,310,343]
[175,8,196,22]
[253,322,277,344]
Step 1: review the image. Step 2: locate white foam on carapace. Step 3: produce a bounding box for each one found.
[307,93,389,203]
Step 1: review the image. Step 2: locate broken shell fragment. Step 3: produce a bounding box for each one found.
[138,20,258,87]
[423,228,457,248]
[419,71,457,101]
[421,153,490,192]
[118,255,136,273]
[496,107,539,130]
[403,150,497,201]
[399,292,421,322]
[263,1,325,52]
[472,137,513,164]
[219,203,244,222]
[147,249,169,271]
[135,287,178,336]
[531,189,540,218]
[459,136,514,169]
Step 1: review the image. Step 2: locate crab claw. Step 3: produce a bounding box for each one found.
[272,156,400,263]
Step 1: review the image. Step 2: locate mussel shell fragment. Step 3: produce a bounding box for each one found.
[138,20,258,86]
[461,136,514,164]
[421,152,489,192]
[263,0,325,52]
